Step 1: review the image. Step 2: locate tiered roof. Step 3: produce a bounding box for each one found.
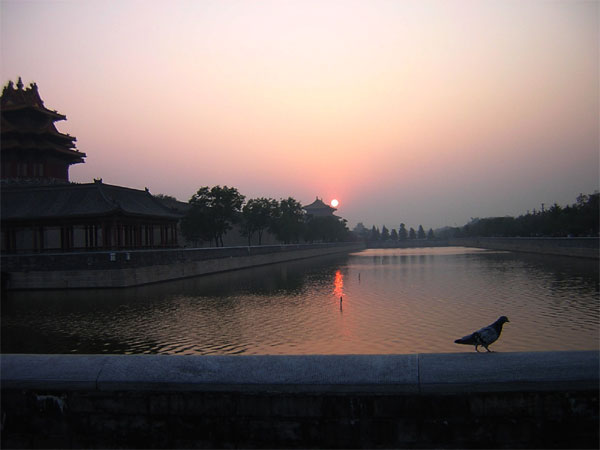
[1,78,85,165]
[303,197,337,216]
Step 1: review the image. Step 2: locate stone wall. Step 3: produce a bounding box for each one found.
[451,237,599,259]
[366,240,450,248]
[1,352,598,449]
[1,242,363,290]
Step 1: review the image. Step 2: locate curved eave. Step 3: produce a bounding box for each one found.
[1,144,86,162]
[1,127,77,143]
[1,103,66,121]
[304,206,337,213]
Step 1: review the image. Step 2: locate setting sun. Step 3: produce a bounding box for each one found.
[331,199,339,208]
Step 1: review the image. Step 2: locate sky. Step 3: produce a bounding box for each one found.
[1,0,598,230]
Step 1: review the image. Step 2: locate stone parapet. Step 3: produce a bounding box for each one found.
[1,351,598,448]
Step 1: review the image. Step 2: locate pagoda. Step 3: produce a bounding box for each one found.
[303,197,337,217]
[1,79,184,254]
[1,77,85,184]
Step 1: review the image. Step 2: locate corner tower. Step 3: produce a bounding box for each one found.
[303,197,337,217]
[1,78,86,184]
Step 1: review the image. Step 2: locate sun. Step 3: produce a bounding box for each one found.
[330,199,339,208]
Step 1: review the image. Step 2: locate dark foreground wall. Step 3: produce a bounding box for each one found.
[1,242,363,289]
[1,351,598,449]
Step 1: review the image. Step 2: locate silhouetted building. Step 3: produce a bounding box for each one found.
[1,79,182,253]
[303,197,337,217]
[1,78,85,184]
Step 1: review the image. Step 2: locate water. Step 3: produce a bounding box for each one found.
[2,247,598,355]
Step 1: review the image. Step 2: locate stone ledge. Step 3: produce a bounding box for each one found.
[418,351,599,393]
[1,351,597,394]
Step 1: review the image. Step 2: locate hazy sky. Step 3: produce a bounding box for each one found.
[2,0,598,230]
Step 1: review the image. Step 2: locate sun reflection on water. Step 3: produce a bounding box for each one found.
[333,269,344,299]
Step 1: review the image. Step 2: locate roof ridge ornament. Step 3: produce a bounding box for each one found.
[16,77,24,90]
[4,80,14,93]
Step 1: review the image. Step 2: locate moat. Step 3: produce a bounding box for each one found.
[2,247,598,355]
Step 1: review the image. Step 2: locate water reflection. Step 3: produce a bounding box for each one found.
[333,270,344,298]
[2,247,598,355]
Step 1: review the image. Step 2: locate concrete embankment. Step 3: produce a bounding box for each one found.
[1,242,363,290]
[451,237,599,259]
[1,351,597,448]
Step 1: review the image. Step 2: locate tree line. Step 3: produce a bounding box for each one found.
[348,192,599,243]
[437,192,599,239]
[353,222,436,242]
[178,186,351,247]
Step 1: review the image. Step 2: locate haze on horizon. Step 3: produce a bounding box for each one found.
[1,0,598,230]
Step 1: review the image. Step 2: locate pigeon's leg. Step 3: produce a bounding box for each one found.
[484,345,491,352]
[475,345,481,353]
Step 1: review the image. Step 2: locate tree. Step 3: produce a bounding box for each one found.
[408,227,416,240]
[417,225,426,239]
[270,197,305,244]
[305,216,350,242]
[380,225,390,241]
[353,222,369,241]
[369,226,381,241]
[427,228,435,240]
[398,223,408,240]
[390,228,399,241]
[154,193,178,202]
[183,186,245,247]
[241,197,277,245]
[454,192,599,238]
[180,201,212,246]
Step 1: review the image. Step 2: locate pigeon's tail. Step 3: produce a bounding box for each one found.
[454,333,477,345]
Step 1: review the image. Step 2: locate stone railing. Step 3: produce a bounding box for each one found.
[1,351,598,448]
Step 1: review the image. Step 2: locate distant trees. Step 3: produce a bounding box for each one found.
[380,225,390,241]
[304,215,351,243]
[241,197,278,246]
[398,223,408,240]
[436,192,599,239]
[181,188,351,247]
[408,227,417,240]
[181,186,245,247]
[370,226,380,242]
[269,197,305,244]
[361,222,436,245]
[352,222,369,241]
[181,189,598,248]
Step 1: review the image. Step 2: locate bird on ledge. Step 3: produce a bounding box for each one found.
[454,316,510,352]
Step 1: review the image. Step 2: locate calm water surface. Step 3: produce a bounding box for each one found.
[2,247,598,355]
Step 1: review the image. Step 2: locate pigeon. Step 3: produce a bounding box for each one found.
[454,316,510,352]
